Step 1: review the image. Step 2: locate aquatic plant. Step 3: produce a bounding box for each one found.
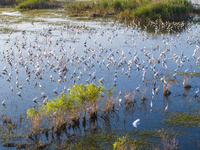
[27,82,109,128]
[163,112,200,127]
[113,135,154,150]
[113,136,128,149]
[124,88,136,107]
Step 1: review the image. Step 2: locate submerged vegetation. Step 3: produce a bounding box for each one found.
[164,112,200,127]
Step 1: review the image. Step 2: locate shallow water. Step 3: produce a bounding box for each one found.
[0,9,200,149]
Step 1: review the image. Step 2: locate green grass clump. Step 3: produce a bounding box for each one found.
[17,0,58,9]
[113,135,154,150]
[133,2,190,21]
[164,112,200,127]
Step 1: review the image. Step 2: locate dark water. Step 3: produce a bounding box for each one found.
[0,10,200,149]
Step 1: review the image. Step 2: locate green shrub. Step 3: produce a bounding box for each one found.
[27,82,106,119]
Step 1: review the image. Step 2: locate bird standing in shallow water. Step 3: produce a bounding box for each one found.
[165,103,168,112]
[195,88,199,98]
[2,99,5,106]
[150,100,153,108]
[136,84,140,92]
[33,96,37,103]
[17,90,22,96]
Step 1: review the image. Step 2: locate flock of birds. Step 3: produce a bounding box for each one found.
[0,13,200,129]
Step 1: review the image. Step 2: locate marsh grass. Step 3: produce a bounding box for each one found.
[141,88,147,103]
[103,95,118,114]
[161,137,179,150]
[17,0,59,9]
[163,111,200,127]
[119,128,180,149]
[0,114,23,148]
[65,0,195,22]
[124,88,136,107]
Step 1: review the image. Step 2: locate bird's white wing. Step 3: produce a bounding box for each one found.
[132,119,140,128]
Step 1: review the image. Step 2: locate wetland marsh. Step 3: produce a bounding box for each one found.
[0,6,200,149]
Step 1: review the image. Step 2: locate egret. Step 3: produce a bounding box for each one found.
[132,119,140,128]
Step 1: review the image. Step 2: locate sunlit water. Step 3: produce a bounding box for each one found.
[0,10,200,149]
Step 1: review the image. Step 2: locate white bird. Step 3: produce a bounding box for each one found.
[26,77,29,82]
[165,103,169,112]
[136,84,140,91]
[150,100,153,108]
[39,82,42,89]
[155,86,159,94]
[152,88,155,96]
[43,96,48,104]
[99,76,104,83]
[195,88,199,98]
[41,92,47,98]
[63,85,66,91]
[33,96,38,103]
[132,119,140,128]
[173,73,177,78]
[17,90,22,96]
[53,87,58,93]
[2,99,5,106]
[11,86,13,92]
[19,85,23,90]
[119,98,122,103]
[2,66,7,72]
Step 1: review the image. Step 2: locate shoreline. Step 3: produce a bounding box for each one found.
[0,0,199,22]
